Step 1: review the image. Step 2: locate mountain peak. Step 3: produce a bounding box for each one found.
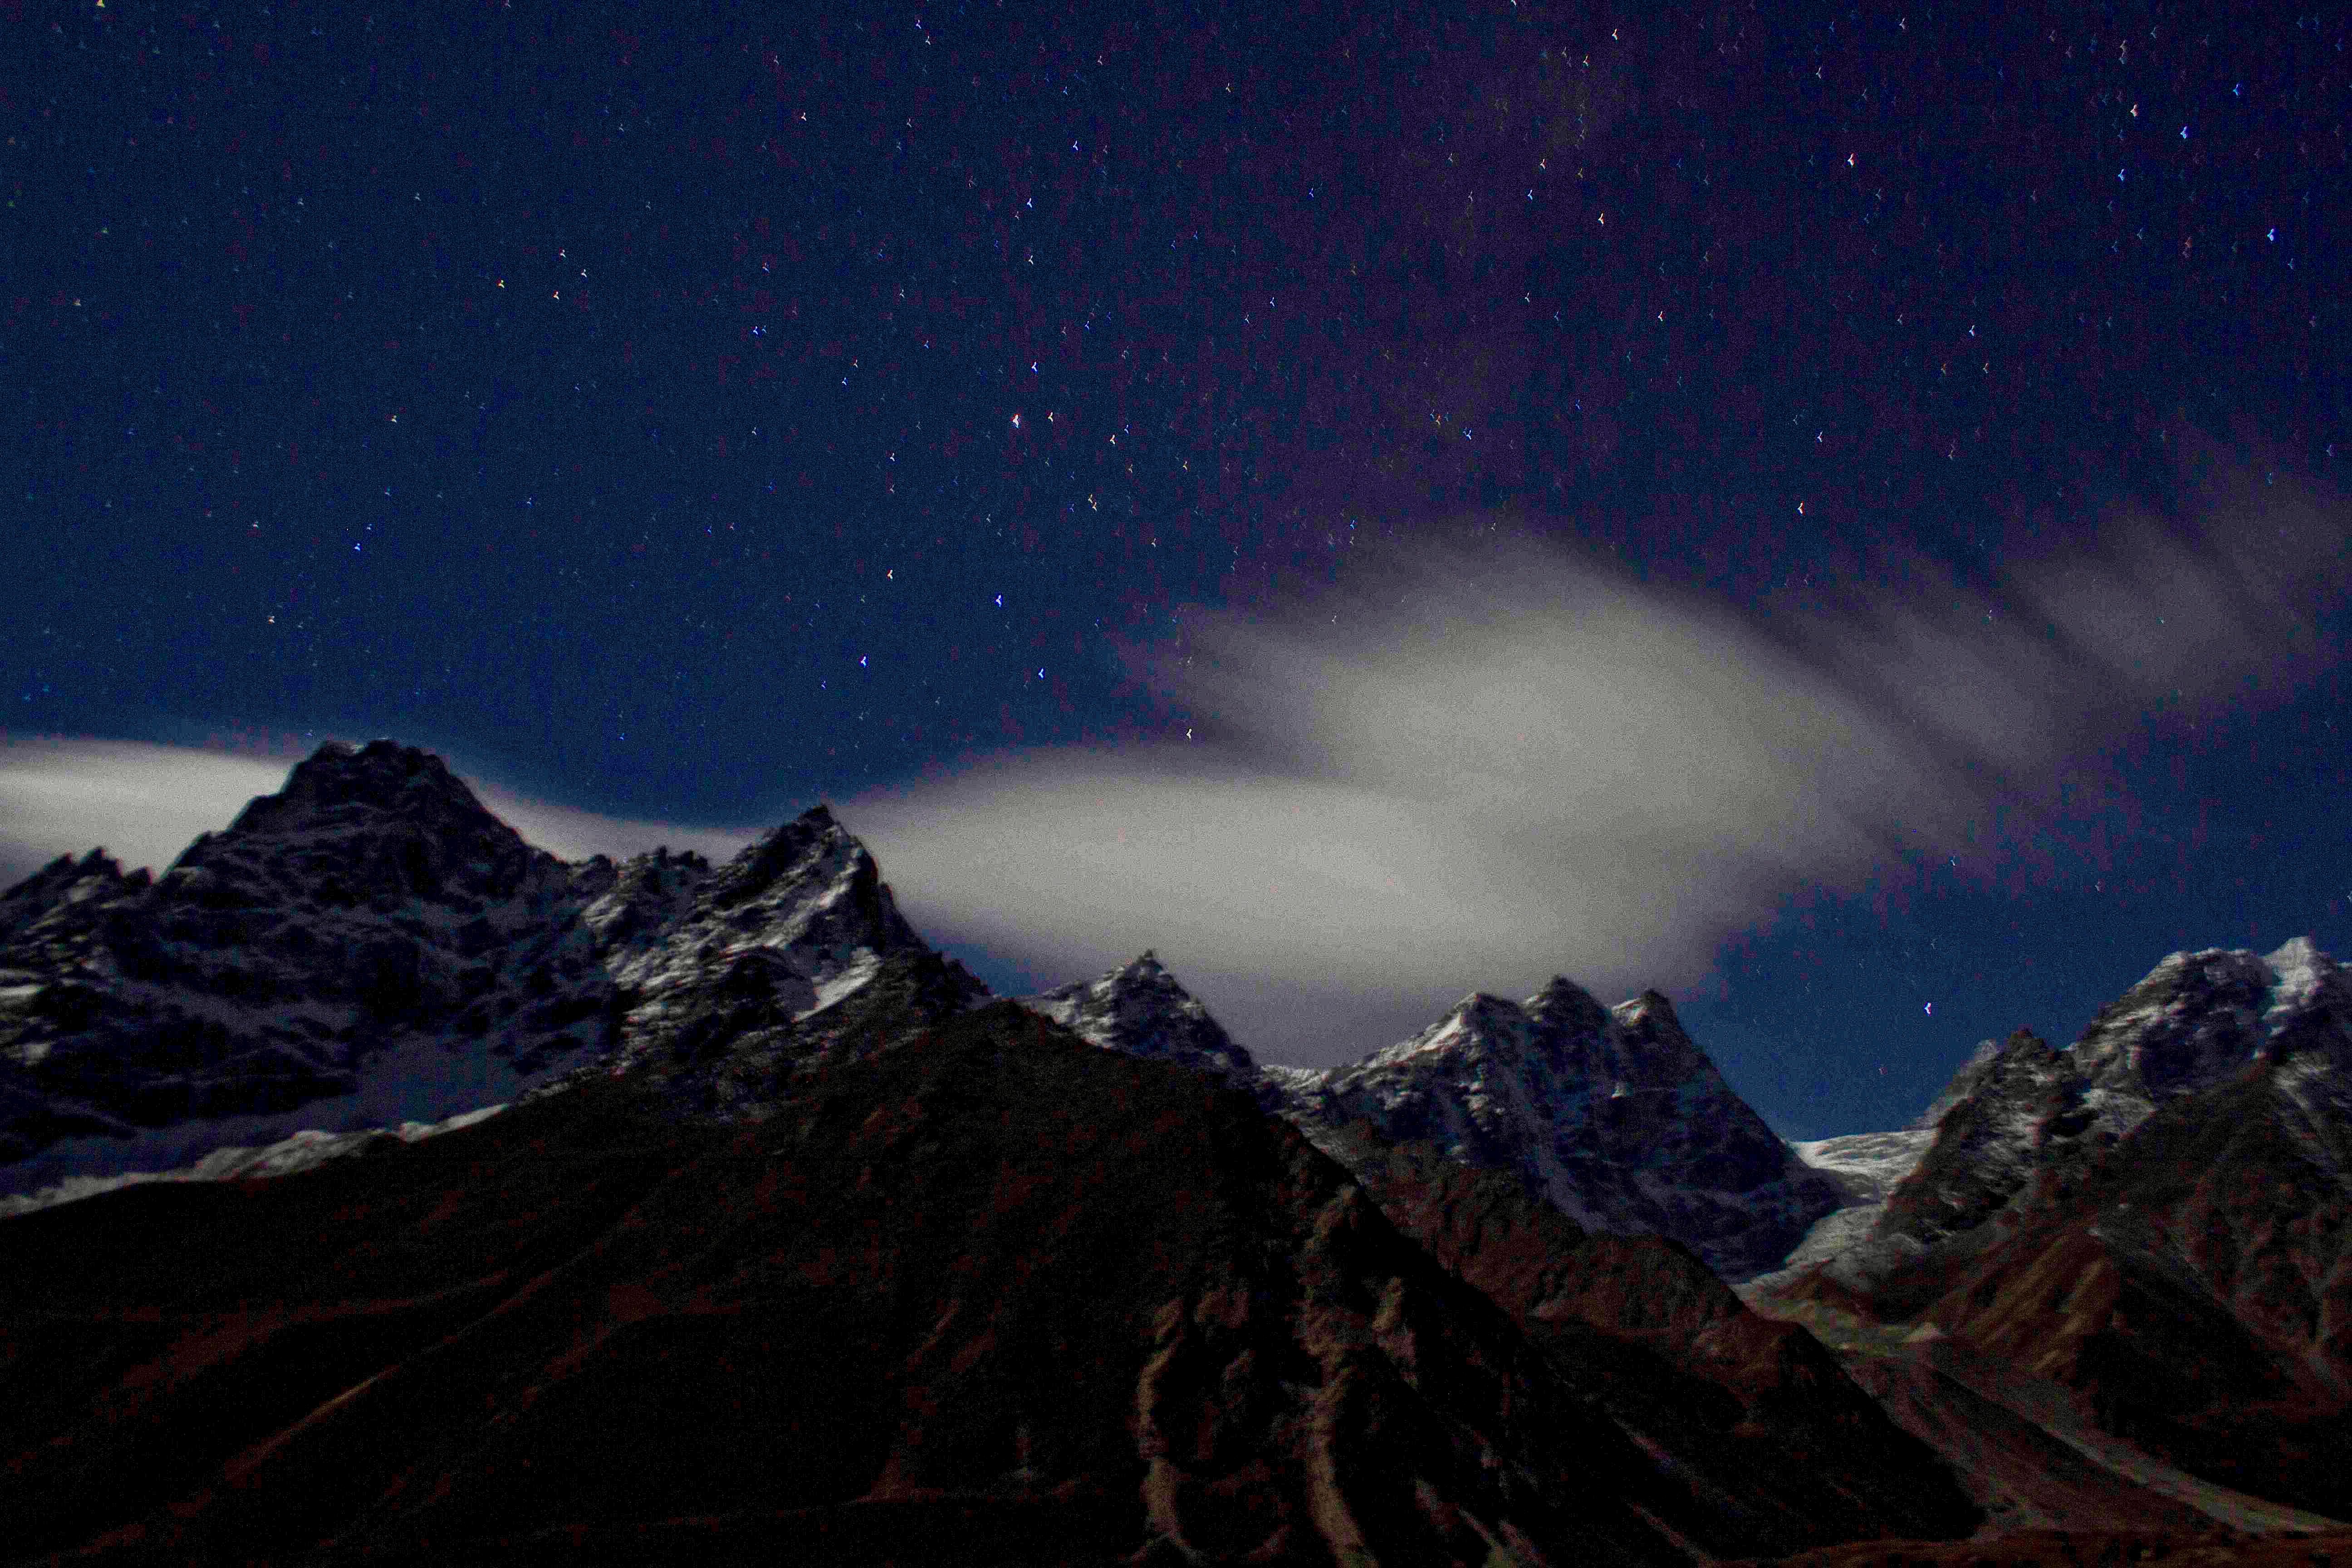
[709,804,864,908]
[3,846,137,899]
[1455,989,1523,1024]
[0,743,970,1182]
[158,738,552,916]
[220,738,510,846]
[1528,974,1609,1031]
[0,847,150,944]
[1298,976,1840,1279]
[1022,952,1269,1102]
[1911,1036,2005,1131]
[1609,986,1685,1034]
[2069,946,2276,1109]
[1607,988,1711,1083]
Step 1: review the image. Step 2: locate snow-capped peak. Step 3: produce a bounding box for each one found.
[2261,936,2338,1039]
[1,747,964,1191]
[1020,951,1270,1104]
[1281,975,1842,1280]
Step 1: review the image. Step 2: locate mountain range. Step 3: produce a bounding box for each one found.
[3,738,2350,1564]
[1755,936,2352,1530]
[0,739,1838,1285]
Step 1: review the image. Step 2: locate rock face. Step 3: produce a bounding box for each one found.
[0,740,981,1194]
[1034,956,1841,1282]
[0,742,598,1183]
[1275,980,1843,1282]
[1763,939,2352,1519]
[1024,951,1285,1112]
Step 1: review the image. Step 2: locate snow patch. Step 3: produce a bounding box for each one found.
[1,1030,594,1199]
[2264,936,2329,1031]
[1792,1127,1936,1204]
[800,949,882,1018]
[0,1101,510,1220]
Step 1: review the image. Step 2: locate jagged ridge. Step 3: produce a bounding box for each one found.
[1760,938,2352,1520]
[1034,955,1840,1283]
[0,740,981,1191]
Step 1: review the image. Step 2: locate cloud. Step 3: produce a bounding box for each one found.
[849,474,2348,1067]
[463,784,756,867]
[0,734,757,892]
[5,466,2341,1075]
[0,739,296,889]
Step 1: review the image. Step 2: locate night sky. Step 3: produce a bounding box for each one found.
[7,0,2352,1138]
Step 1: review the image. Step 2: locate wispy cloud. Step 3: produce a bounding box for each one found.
[465,784,756,867]
[0,738,296,888]
[851,469,2348,1064]
[5,467,2341,1073]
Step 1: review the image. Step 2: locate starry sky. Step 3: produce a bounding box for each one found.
[6,0,2351,1137]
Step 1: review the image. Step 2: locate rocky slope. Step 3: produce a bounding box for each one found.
[1759,939,2352,1520]
[1025,957,1981,1550]
[0,740,982,1196]
[0,1006,1832,1567]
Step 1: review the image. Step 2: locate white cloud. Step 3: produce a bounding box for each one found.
[0,738,296,887]
[5,466,2341,1073]
[462,784,756,867]
[851,480,2348,1066]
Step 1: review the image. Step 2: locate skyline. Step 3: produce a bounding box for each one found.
[8,0,2350,1136]
[7,639,2347,1145]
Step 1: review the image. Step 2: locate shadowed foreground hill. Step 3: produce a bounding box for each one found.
[2,1004,1744,1567]
[1725,1528,2352,1566]
[1305,1125,1980,1555]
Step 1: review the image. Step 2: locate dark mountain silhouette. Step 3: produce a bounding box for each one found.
[0,1004,1967,1566]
